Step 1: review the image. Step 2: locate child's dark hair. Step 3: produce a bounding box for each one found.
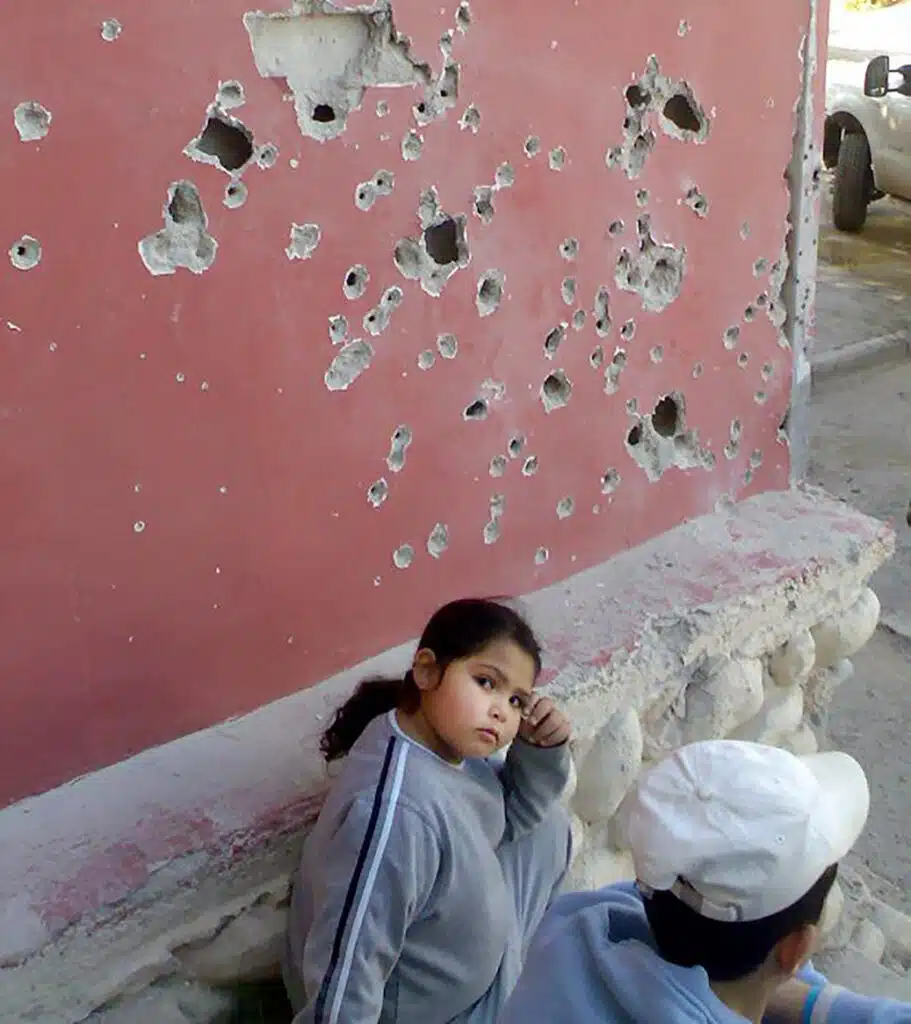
[319,598,542,762]
[644,863,839,982]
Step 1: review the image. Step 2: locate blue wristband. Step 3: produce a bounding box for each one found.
[802,985,824,1024]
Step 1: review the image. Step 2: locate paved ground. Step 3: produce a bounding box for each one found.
[810,175,911,916]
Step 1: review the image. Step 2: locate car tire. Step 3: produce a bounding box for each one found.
[832,131,872,233]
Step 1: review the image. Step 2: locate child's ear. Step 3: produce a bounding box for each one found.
[412,648,441,691]
[776,924,817,977]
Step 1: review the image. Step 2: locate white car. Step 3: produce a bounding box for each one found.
[825,53,911,231]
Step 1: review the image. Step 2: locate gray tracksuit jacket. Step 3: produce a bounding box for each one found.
[283,711,571,1024]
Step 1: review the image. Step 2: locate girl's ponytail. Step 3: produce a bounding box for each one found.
[319,597,541,763]
[319,672,418,762]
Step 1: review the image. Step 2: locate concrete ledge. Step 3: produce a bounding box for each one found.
[0,486,894,1023]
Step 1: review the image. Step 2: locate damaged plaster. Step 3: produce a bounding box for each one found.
[624,393,714,481]
[138,181,217,276]
[615,215,686,314]
[394,188,469,297]
[243,3,431,141]
[13,101,51,142]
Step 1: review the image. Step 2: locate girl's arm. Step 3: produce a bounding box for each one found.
[295,796,440,1024]
[499,697,573,840]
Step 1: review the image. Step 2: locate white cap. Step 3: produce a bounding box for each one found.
[624,740,870,923]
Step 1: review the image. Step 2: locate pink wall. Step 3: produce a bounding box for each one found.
[0,0,807,807]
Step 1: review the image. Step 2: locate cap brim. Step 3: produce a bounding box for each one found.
[802,751,870,862]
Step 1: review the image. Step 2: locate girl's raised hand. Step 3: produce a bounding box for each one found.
[518,695,572,748]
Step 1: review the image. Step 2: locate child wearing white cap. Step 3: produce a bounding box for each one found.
[501,739,911,1023]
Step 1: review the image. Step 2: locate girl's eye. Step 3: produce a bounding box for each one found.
[510,695,527,709]
[476,676,494,690]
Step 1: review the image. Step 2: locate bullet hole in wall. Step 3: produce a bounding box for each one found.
[473,186,495,223]
[423,218,461,265]
[393,544,415,569]
[626,84,651,108]
[437,333,458,359]
[508,435,525,458]
[477,270,504,316]
[535,547,549,565]
[464,399,488,421]
[459,104,481,132]
[343,264,370,300]
[662,92,705,135]
[594,286,611,336]
[724,326,740,350]
[368,479,389,507]
[540,370,572,412]
[652,394,682,436]
[139,180,217,276]
[556,497,575,520]
[544,323,568,358]
[601,468,621,494]
[324,339,374,391]
[13,101,51,142]
[524,136,541,158]
[387,425,413,472]
[549,147,566,170]
[101,18,122,40]
[223,181,248,209]
[522,455,539,476]
[188,114,254,172]
[9,235,41,270]
[561,237,579,261]
[312,103,337,123]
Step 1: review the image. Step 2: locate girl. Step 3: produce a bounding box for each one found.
[283,598,574,1024]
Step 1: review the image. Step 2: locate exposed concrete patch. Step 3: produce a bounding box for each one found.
[138,182,217,277]
[624,392,714,481]
[393,188,469,297]
[13,101,51,142]
[615,215,686,313]
[243,4,431,142]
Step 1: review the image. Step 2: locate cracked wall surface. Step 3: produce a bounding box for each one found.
[1,0,819,812]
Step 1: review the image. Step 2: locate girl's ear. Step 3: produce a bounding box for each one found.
[412,648,441,691]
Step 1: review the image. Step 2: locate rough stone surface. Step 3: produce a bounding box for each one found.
[572,708,642,824]
[87,980,233,1024]
[174,903,286,986]
[812,588,881,668]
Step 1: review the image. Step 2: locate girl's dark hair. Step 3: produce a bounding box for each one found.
[319,597,542,762]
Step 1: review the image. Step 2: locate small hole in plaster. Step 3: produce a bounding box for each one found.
[544,323,568,358]
[756,292,769,309]
[692,361,704,378]
[608,220,625,237]
[678,19,690,35]
[594,286,611,336]
[490,455,507,477]
[456,2,472,32]
[556,497,575,519]
[561,237,579,261]
[329,315,348,344]
[393,544,415,569]
[460,105,481,132]
[216,81,245,109]
[402,130,423,161]
[418,349,435,370]
[134,520,146,533]
[601,468,621,493]
[524,135,541,158]
[473,187,495,223]
[464,399,488,421]
[755,390,768,405]
[548,147,566,170]
[560,278,577,306]
[627,424,642,447]
[101,17,122,40]
[508,435,525,458]
[477,270,504,316]
[256,143,278,169]
[744,305,756,323]
[192,115,254,172]
[723,326,740,350]
[535,547,549,565]
[650,345,664,363]
[10,235,41,270]
[620,320,636,341]
[423,218,461,265]
[663,94,702,133]
[684,187,708,217]
[286,222,321,261]
[626,84,651,108]
[590,345,605,369]
[376,100,390,118]
[343,265,369,300]
[14,101,52,142]
[437,333,458,359]
[572,309,587,331]
[652,395,682,437]
[522,455,538,476]
[427,523,449,558]
[495,162,515,188]
[627,398,638,414]
[636,189,649,207]
[541,370,572,412]
[737,352,748,368]
[312,104,336,123]
[761,362,774,381]
[368,479,389,507]
[223,181,248,209]
[753,258,769,276]
[387,425,413,472]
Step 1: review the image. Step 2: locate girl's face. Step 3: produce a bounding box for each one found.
[409,638,537,762]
